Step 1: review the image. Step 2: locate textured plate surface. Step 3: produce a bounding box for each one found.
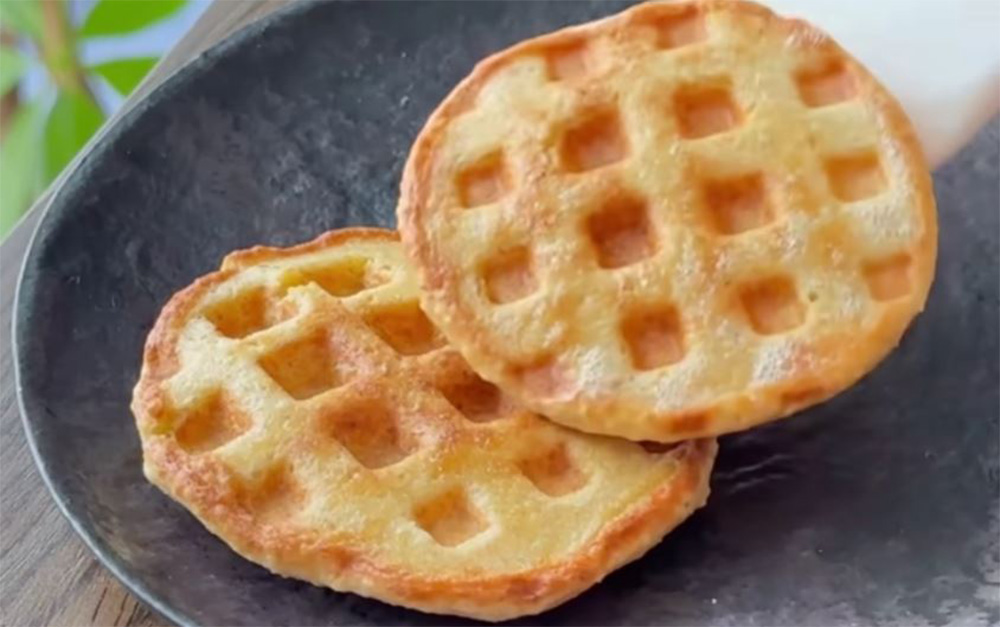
[14,1,999,625]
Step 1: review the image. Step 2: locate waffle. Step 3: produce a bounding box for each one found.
[398,0,937,442]
[132,228,716,621]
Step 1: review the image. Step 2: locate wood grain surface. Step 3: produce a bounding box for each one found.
[0,2,289,625]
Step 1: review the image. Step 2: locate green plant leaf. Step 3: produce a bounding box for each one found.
[1,102,44,238]
[0,47,29,95]
[43,90,104,182]
[80,0,187,38]
[0,1,42,39]
[89,56,156,96]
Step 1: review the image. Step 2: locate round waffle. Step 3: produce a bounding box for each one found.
[398,0,937,442]
[132,228,716,621]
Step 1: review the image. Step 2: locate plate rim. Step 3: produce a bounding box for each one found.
[12,3,317,625]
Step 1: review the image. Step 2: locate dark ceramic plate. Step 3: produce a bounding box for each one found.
[14,2,999,625]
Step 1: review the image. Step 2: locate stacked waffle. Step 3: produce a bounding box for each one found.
[132,1,935,621]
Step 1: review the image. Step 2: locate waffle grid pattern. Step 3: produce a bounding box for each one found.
[136,232,709,594]
[401,1,935,441]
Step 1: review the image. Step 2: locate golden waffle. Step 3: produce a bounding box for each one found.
[398,0,937,442]
[132,228,716,621]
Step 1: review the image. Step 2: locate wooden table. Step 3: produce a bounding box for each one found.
[0,3,288,625]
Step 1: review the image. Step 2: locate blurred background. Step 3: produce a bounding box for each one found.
[0,0,208,240]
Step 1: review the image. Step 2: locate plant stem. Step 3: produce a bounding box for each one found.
[39,0,100,109]
[0,28,19,139]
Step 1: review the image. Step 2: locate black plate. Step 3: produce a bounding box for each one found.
[14,2,999,625]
